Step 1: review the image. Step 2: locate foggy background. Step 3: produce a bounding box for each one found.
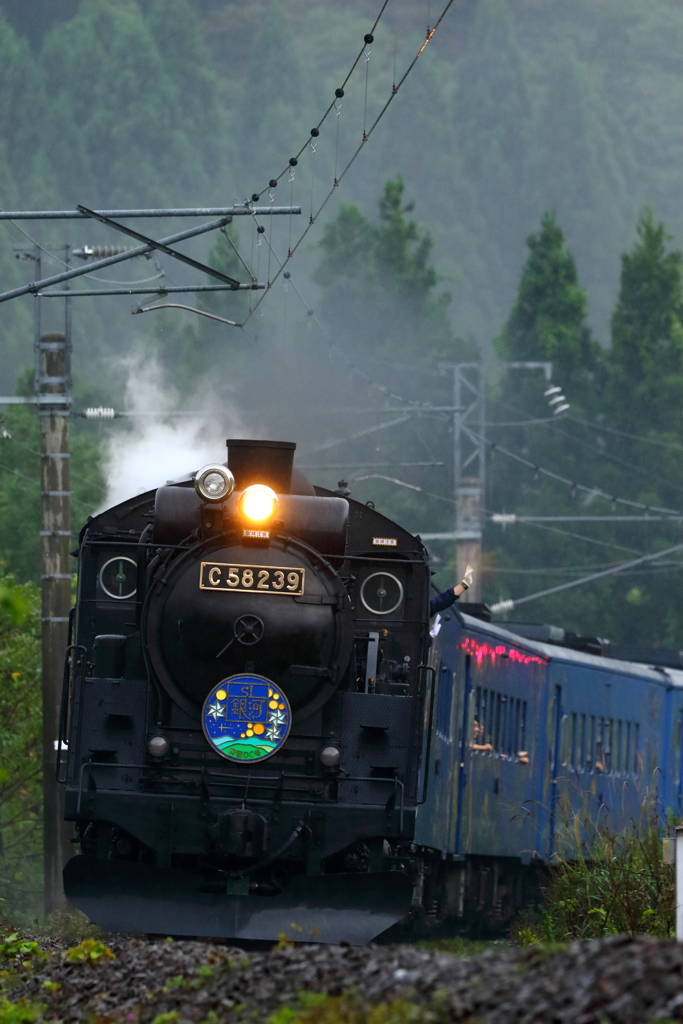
[1,0,683,643]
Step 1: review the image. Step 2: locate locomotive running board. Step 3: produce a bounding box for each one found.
[64,856,413,944]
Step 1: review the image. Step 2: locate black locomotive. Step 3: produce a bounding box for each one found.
[66,435,669,942]
[61,439,431,943]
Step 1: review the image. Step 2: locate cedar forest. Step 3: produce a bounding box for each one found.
[3,0,683,918]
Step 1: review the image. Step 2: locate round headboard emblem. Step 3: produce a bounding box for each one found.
[202,673,291,763]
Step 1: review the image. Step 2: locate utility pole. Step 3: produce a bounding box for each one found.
[39,327,72,916]
[440,363,485,603]
[10,245,74,914]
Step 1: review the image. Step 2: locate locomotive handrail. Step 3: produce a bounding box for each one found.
[416,664,436,804]
[56,643,87,784]
[75,760,405,831]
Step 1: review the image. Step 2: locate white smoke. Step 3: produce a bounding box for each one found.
[102,354,243,509]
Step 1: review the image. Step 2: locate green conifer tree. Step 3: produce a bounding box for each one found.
[315,176,460,362]
[608,209,683,435]
[497,211,600,392]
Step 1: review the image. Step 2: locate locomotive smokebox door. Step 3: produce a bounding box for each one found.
[144,467,353,721]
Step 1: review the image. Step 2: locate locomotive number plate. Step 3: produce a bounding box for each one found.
[200,561,305,596]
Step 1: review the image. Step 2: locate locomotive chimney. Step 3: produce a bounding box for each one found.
[226,439,296,494]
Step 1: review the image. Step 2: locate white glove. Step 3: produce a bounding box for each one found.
[461,564,474,590]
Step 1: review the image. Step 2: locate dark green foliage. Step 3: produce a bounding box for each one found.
[539,826,675,941]
[608,209,683,434]
[316,176,462,362]
[0,403,105,585]
[487,208,683,647]
[0,576,42,925]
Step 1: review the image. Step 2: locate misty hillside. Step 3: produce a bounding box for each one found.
[2,0,683,644]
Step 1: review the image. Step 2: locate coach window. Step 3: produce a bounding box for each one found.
[595,717,605,773]
[624,721,632,777]
[605,718,613,774]
[560,714,571,767]
[632,724,640,778]
[586,716,595,772]
[577,714,586,773]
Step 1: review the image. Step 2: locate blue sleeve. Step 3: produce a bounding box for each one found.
[430,588,458,616]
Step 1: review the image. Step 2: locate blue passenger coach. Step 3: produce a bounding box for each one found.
[414,609,683,930]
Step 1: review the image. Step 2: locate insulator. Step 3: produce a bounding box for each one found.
[84,406,115,419]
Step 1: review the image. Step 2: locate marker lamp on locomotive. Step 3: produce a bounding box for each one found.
[148,735,170,757]
[239,484,278,522]
[194,464,235,503]
[320,746,341,768]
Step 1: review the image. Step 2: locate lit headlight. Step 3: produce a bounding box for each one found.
[194,464,235,503]
[239,484,278,522]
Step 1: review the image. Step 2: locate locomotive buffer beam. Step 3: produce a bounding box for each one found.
[64,855,412,945]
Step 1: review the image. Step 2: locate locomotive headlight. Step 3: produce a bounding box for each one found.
[194,464,235,503]
[239,484,278,522]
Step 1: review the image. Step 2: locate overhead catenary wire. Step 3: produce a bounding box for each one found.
[251,0,392,200]
[479,432,683,518]
[489,541,683,615]
[569,414,683,454]
[243,0,455,326]
[489,396,683,496]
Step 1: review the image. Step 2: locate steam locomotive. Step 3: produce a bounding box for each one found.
[61,438,682,943]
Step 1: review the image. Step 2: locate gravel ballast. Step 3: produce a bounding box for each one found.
[5,934,683,1023]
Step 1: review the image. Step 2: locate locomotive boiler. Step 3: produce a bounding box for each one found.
[61,439,429,942]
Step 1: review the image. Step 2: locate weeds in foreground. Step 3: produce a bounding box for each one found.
[417,937,491,957]
[267,991,449,1024]
[64,939,115,966]
[514,821,675,943]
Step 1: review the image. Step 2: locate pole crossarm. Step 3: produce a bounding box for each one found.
[0,206,301,219]
[78,206,240,288]
[0,216,232,303]
[38,283,264,297]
